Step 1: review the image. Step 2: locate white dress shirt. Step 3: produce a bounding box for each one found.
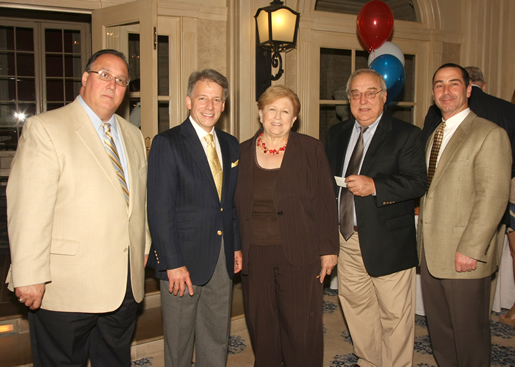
[428,108,471,167]
[189,116,223,170]
[78,95,130,189]
[339,113,382,225]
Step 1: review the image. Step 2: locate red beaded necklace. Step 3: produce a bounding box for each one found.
[256,133,287,155]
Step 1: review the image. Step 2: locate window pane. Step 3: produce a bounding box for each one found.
[0,103,17,125]
[319,104,349,146]
[355,50,369,70]
[158,35,169,96]
[46,54,63,77]
[129,99,141,128]
[65,80,81,102]
[18,78,36,101]
[17,103,36,121]
[47,79,64,101]
[158,101,169,133]
[0,79,16,100]
[320,48,351,100]
[63,30,81,53]
[47,103,65,111]
[0,52,15,76]
[64,55,82,77]
[400,54,415,102]
[16,28,34,51]
[386,105,413,124]
[0,127,18,150]
[45,29,62,52]
[0,26,15,50]
[17,53,35,77]
[128,33,140,91]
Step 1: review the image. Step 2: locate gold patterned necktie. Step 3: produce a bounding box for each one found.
[427,121,446,191]
[204,134,223,201]
[340,125,368,240]
[102,123,129,206]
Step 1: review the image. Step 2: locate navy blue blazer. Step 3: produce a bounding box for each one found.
[146,118,241,285]
[326,113,427,277]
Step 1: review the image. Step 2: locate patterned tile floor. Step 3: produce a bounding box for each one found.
[131,287,515,367]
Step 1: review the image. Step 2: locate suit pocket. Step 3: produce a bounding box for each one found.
[50,239,79,256]
[386,214,414,231]
[176,210,196,228]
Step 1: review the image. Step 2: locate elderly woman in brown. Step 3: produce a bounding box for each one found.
[234,85,339,367]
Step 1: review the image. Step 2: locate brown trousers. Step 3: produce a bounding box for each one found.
[420,250,491,367]
[241,244,324,367]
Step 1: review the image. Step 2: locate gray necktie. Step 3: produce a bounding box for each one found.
[340,126,368,240]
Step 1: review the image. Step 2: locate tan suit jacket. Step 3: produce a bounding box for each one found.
[6,98,151,313]
[418,111,511,279]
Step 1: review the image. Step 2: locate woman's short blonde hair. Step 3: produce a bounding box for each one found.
[257,85,301,116]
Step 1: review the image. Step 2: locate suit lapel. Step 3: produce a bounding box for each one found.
[335,121,354,176]
[180,120,220,201]
[72,101,129,210]
[427,111,476,194]
[217,129,231,205]
[117,117,136,215]
[360,114,391,175]
[276,130,299,187]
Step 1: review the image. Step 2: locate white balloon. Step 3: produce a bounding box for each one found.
[368,41,405,67]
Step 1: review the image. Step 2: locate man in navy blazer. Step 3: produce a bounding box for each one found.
[326,69,426,367]
[147,69,242,367]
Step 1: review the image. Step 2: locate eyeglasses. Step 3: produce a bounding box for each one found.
[87,70,129,87]
[349,90,383,100]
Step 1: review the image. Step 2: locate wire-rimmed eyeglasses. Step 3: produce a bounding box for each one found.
[87,70,130,87]
[349,90,383,100]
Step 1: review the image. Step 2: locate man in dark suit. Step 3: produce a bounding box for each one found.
[326,69,426,367]
[147,69,242,367]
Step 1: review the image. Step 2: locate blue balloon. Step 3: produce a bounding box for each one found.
[369,54,405,103]
[385,68,405,104]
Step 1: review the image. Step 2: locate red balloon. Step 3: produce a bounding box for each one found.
[357,0,394,52]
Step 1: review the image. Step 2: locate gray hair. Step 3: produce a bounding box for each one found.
[187,69,229,102]
[465,66,484,84]
[346,69,387,98]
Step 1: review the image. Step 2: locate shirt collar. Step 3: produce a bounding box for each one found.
[189,115,217,141]
[354,112,382,133]
[78,95,117,133]
[444,108,471,129]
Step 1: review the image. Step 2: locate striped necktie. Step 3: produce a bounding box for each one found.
[204,134,223,201]
[102,123,129,205]
[427,121,446,191]
[340,125,368,240]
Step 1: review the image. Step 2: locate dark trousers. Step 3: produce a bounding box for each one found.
[420,250,491,367]
[241,244,324,367]
[29,273,137,367]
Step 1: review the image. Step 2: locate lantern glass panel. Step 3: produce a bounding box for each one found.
[256,11,270,45]
[270,8,296,43]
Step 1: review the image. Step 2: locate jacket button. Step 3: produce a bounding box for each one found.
[278,211,283,216]
[220,208,224,212]
[217,230,222,235]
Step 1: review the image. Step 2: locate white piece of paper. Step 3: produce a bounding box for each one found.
[335,176,347,188]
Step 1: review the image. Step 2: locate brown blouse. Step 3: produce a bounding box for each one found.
[250,158,282,246]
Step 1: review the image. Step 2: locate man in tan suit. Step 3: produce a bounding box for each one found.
[418,63,511,366]
[6,49,150,366]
